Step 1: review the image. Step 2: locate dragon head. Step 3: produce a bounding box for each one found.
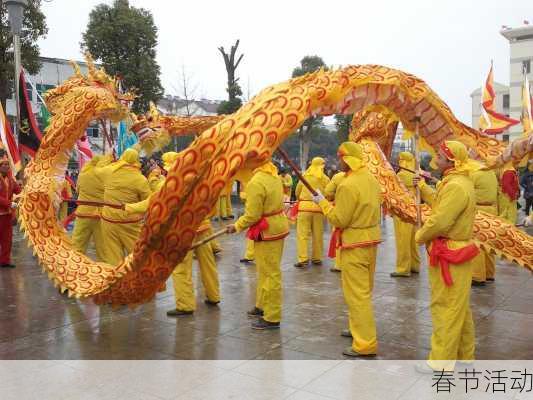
[43,53,134,123]
[130,102,172,155]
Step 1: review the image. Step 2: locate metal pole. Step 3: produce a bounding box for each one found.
[13,34,22,142]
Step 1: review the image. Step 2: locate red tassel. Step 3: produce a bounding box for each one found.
[328,228,341,258]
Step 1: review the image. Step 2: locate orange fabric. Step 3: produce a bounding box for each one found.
[328,227,381,258]
[429,238,479,286]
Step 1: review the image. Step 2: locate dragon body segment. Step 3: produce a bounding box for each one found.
[18,62,531,306]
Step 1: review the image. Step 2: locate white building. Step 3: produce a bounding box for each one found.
[500,23,533,139]
[157,95,222,116]
[471,22,533,142]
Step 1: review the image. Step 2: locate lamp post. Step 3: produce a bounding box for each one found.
[5,0,28,138]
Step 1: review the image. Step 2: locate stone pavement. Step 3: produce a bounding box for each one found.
[1,215,532,360]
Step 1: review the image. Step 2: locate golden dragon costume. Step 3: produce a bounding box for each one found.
[18,60,532,306]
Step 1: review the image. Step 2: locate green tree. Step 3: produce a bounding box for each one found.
[0,0,48,110]
[81,0,163,113]
[292,55,326,170]
[334,114,353,143]
[217,40,244,115]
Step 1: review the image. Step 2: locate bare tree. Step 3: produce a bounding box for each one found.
[217,39,244,114]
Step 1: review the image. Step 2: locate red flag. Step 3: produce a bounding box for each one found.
[18,70,43,156]
[0,102,21,173]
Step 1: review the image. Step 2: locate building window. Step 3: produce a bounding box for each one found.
[503,134,510,143]
[503,94,510,108]
[523,60,531,74]
[86,126,99,138]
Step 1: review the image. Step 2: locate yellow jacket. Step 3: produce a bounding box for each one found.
[415,170,476,245]
[75,167,105,218]
[324,172,345,200]
[124,178,164,214]
[398,170,416,196]
[235,170,289,240]
[471,167,498,213]
[100,164,151,223]
[319,167,381,247]
[296,174,330,212]
[281,173,293,195]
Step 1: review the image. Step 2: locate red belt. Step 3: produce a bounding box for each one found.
[246,209,284,241]
[328,227,380,258]
[429,237,479,286]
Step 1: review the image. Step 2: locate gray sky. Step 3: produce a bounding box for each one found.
[38,0,532,123]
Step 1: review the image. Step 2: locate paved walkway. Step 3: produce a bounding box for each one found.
[1,215,532,360]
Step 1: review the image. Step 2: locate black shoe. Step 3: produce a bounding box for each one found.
[204,299,220,307]
[240,258,254,264]
[472,280,486,287]
[166,309,194,317]
[247,307,264,317]
[227,215,235,219]
[330,267,341,273]
[311,260,323,266]
[342,347,375,358]
[411,270,419,274]
[340,329,352,338]
[213,248,222,255]
[252,317,280,330]
[390,272,410,278]
[486,278,495,282]
[0,263,15,268]
[294,262,309,269]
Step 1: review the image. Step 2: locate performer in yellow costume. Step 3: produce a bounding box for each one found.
[167,218,220,316]
[71,155,110,259]
[390,152,420,278]
[99,148,151,265]
[294,157,330,268]
[324,170,346,272]
[415,141,479,372]
[470,159,498,286]
[227,161,289,330]
[315,142,381,357]
[498,162,520,224]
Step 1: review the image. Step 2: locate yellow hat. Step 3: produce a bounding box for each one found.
[398,151,415,170]
[254,161,278,176]
[439,140,477,174]
[162,151,179,172]
[338,142,364,171]
[304,157,326,179]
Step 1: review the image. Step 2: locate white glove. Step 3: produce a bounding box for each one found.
[11,202,17,209]
[312,189,325,204]
[525,216,532,227]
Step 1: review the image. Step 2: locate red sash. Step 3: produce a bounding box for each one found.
[246,209,284,241]
[288,201,299,220]
[327,227,381,258]
[429,238,479,286]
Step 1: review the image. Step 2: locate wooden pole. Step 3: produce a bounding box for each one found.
[276,147,317,196]
[412,116,422,228]
[189,228,227,251]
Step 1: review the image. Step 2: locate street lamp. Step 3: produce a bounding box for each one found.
[5,0,28,138]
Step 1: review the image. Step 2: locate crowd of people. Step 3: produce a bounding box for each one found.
[1,144,532,371]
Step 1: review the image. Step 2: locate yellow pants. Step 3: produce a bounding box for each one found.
[255,239,284,323]
[205,225,222,253]
[71,217,105,261]
[428,255,475,371]
[499,194,517,224]
[244,239,255,260]
[393,216,420,275]
[217,195,232,218]
[100,220,142,266]
[341,245,378,355]
[171,232,220,311]
[296,212,324,263]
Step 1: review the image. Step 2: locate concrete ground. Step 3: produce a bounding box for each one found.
[1,212,532,361]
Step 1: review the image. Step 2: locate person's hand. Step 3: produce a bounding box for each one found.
[226,224,237,234]
[11,202,17,209]
[413,176,422,187]
[312,190,325,204]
